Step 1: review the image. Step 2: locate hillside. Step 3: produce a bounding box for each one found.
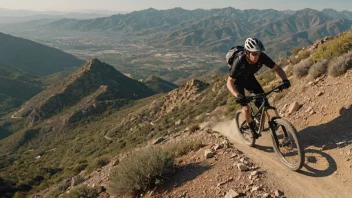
[0,65,43,116]
[13,59,155,123]
[0,31,85,116]
[0,32,84,76]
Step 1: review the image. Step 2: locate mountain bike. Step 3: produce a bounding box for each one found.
[235,85,305,171]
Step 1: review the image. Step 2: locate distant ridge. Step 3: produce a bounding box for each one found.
[0,32,84,76]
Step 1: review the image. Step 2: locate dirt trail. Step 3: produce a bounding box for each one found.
[213,119,352,198]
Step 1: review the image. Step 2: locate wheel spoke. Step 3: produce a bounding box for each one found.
[271,118,304,171]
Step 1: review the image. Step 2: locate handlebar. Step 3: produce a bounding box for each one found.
[245,85,283,102]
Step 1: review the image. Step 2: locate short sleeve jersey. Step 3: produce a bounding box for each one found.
[229,52,276,79]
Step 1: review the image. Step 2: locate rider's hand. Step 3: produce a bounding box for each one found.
[235,94,247,104]
[281,79,291,89]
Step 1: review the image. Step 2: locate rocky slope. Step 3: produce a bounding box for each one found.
[13,59,155,124]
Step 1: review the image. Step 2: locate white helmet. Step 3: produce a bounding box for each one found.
[244,38,265,52]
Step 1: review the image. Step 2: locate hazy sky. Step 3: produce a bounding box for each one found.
[0,0,351,12]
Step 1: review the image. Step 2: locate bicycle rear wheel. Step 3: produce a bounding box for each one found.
[270,118,304,171]
[235,110,255,147]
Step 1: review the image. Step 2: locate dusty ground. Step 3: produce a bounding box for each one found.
[148,130,285,198]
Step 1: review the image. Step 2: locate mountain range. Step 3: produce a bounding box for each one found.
[0,32,84,76]
[0,7,126,23]
[41,7,352,58]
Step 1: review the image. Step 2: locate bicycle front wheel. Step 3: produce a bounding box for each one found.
[235,110,255,147]
[270,118,304,171]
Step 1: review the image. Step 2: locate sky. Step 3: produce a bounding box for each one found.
[0,0,351,12]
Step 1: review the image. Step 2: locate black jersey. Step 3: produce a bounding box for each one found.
[229,52,276,79]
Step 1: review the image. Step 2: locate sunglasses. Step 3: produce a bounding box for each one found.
[250,52,262,57]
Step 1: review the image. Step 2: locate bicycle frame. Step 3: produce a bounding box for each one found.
[250,98,280,136]
[244,85,289,145]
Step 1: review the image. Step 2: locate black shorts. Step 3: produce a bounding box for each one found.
[234,75,265,107]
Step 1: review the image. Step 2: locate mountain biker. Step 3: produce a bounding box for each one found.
[226,37,290,139]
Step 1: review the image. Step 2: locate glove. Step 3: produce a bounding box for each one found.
[281,79,291,89]
[235,94,247,104]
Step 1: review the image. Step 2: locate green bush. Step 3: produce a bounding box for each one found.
[308,59,329,79]
[298,50,311,60]
[72,163,88,174]
[85,156,110,173]
[328,51,352,76]
[312,33,352,61]
[95,157,110,168]
[293,58,312,78]
[13,192,26,198]
[109,147,174,196]
[60,185,100,198]
[45,178,71,198]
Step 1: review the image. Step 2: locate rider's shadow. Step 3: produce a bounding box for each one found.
[299,104,352,150]
[297,104,352,177]
[298,148,337,177]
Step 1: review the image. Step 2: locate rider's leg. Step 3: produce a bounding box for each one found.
[235,78,258,138]
[245,75,266,108]
[242,76,264,138]
[242,103,252,124]
[241,103,258,138]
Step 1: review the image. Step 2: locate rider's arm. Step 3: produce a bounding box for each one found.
[272,64,288,80]
[227,77,240,97]
[260,53,288,81]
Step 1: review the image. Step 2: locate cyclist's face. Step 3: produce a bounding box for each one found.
[248,51,261,63]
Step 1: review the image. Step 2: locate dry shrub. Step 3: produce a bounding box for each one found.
[173,140,204,157]
[308,59,329,79]
[328,51,352,77]
[293,58,312,78]
[109,147,174,196]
